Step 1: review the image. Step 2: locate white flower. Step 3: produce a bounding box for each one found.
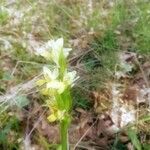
[42,66,65,94]
[63,71,79,87]
[41,67,79,94]
[50,38,72,65]
[37,38,72,65]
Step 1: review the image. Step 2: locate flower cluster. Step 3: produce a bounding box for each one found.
[37,38,72,66]
[37,38,78,122]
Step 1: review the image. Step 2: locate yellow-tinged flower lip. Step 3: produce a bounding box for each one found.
[47,109,66,122]
[36,79,46,86]
[46,80,65,94]
[47,114,57,122]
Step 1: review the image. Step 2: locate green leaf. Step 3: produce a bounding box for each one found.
[58,48,67,80]
[127,129,142,150]
[142,144,150,150]
[56,93,64,109]
[0,130,7,142]
[57,145,62,150]
[2,71,13,81]
[0,117,19,143]
[61,88,71,111]
[139,115,150,123]
[15,95,29,108]
[0,7,9,25]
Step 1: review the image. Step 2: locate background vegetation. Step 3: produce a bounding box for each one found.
[0,0,150,149]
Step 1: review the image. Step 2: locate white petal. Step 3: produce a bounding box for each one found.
[55,38,64,50]
[43,67,58,80]
[63,48,72,57]
[51,49,59,65]
[50,38,64,65]
[64,71,79,86]
[46,40,54,49]
[52,68,59,79]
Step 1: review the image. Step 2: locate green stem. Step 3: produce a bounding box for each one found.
[60,120,69,150]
